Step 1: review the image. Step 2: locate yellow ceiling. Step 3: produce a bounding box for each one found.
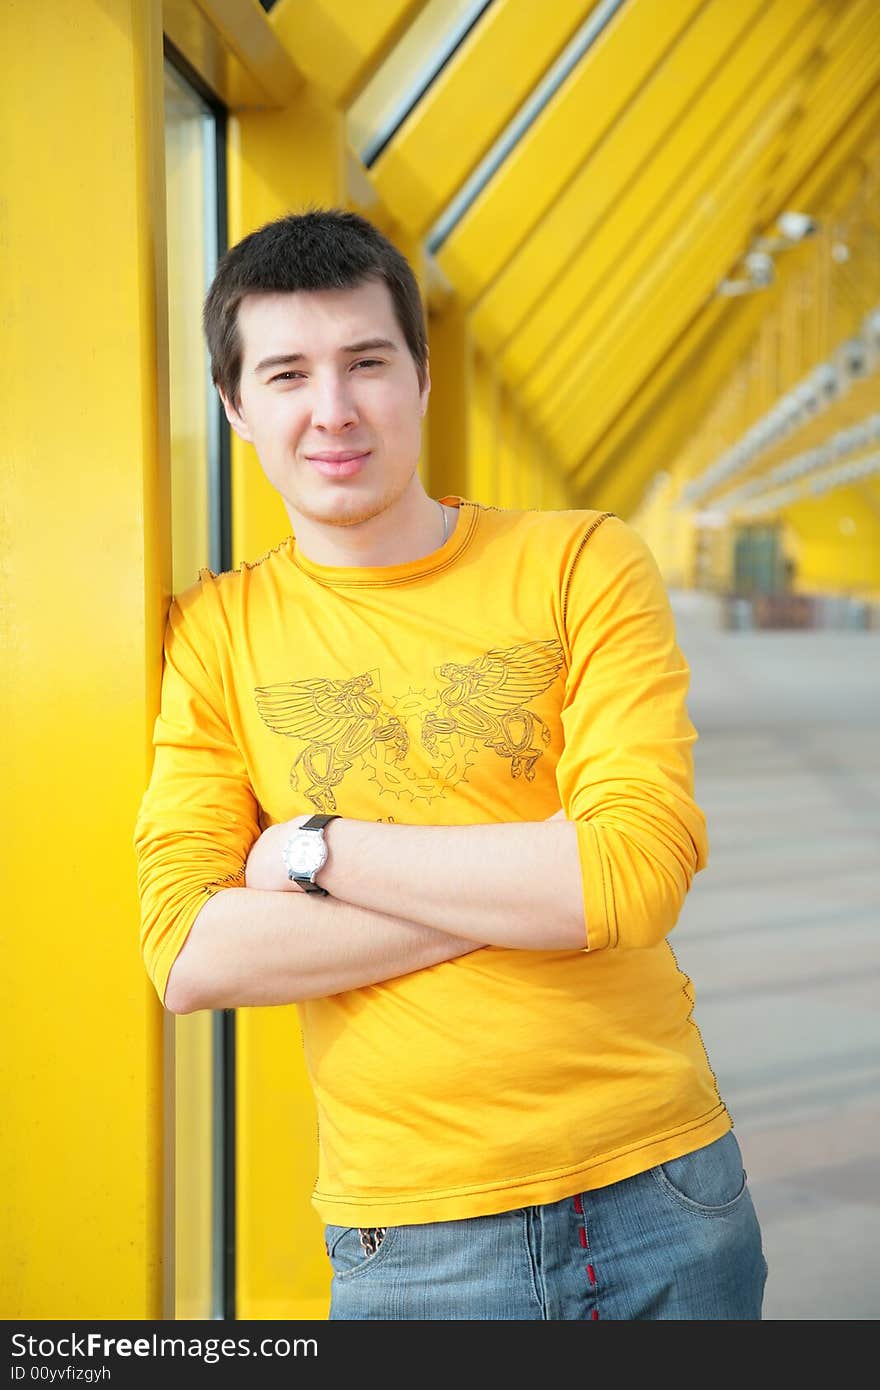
[193,0,880,509]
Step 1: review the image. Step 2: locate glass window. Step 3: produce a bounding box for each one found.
[163,54,230,1323]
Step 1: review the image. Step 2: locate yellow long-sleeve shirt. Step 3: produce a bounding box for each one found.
[134,499,730,1226]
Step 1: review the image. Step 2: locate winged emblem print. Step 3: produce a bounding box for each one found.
[254,640,565,812]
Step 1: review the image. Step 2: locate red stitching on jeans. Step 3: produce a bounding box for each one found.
[576,1205,600,1320]
[573,1194,583,1215]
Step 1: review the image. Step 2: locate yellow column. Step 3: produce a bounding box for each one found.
[497,389,520,510]
[385,220,432,491]
[427,296,470,499]
[227,86,346,1322]
[468,347,499,503]
[1,0,167,1317]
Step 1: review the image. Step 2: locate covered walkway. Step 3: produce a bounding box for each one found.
[671,600,880,1320]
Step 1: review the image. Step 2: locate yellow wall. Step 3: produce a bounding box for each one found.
[1,0,168,1317]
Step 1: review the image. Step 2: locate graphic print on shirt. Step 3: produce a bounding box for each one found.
[254,639,565,810]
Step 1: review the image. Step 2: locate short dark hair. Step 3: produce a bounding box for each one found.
[203,208,428,405]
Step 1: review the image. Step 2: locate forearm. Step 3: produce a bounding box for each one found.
[163,885,483,1014]
[321,818,587,950]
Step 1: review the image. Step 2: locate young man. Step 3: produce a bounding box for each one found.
[135,209,767,1320]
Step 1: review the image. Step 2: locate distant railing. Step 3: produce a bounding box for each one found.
[722,593,879,631]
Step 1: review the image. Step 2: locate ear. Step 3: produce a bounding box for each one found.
[219,389,254,444]
[419,360,431,417]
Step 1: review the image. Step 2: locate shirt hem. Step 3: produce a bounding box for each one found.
[311,1105,732,1227]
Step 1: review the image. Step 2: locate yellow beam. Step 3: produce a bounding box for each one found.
[271,0,428,109]
[163,0,302,108]
[539,4,831,471]
[2,0,167,1317]
[467,347,499,502]
[791,82,880,211]
[754,0,880,226]
[498,0,769,389]
[553,105,803,473]
[439,0,705,307]
[427,296,471,497]
[502,0,823,412]
[370,0,597,237]
[574,292,769,507]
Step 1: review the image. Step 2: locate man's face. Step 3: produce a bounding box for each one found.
[222,279,430,535]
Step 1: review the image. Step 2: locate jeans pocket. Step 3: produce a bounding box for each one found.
[652,1131,748,1215]
[323,1224,397,1281]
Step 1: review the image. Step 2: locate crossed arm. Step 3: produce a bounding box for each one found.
[163,810,583,1015]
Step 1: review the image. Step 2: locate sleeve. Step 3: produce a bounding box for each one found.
[133,581,261,1004]
[554,515,709,950]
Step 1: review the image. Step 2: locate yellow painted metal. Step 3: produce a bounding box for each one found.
[784,487,880,597]
[163,0,302,108]
[543,4,831,473]
[227,89,346,1321]
[499,0,769,390]
[496,390,520,510]
[237,1008,332,1320]
[1,0,168,1317]
[384,220,434,489]
[370,0,596,237]
[754,2,880,226]
[272,0,428,109]
[168,1013,215,1317]
[553,116,801,473]
[467,347,499,502]
[785,80,880,214]
[514,0,825,415]
[439,0,705,306]
[427,298,470,498]
[626,470,695,586]
[633,123,880,596]
[675,154,880,514]
[578,294,769,513]
[347,0,475,156]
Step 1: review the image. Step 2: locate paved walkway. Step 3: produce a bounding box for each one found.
[668,592,880,1321]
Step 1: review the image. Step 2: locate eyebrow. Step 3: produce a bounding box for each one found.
[254,339,398,375]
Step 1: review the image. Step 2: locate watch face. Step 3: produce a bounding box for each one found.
[283,828,327,878]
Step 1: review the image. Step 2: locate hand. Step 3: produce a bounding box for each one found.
[245,816,309,892]
[545,808,566,821]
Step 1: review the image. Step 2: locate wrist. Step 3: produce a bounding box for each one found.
[281,813,340,895]
[319,815,366,898]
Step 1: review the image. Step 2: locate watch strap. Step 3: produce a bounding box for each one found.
[290,813,339,894]
[301,813,340,832]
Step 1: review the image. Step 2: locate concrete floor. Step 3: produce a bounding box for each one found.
[668,591,880,1321]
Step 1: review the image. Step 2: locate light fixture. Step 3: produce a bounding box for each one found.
[717,250,775,297]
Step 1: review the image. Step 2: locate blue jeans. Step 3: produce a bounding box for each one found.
[324,1131,767,1319]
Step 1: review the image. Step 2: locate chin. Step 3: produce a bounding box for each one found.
[293,491,385,531]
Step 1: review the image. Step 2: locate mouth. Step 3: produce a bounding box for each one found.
[305,450,370,479]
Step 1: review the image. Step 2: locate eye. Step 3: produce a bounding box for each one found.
[269,370,306,383]
[351,358,384,371]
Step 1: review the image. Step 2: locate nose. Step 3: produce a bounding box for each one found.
[311,371,358,432]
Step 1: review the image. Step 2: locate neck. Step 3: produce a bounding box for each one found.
[287,481,454,568]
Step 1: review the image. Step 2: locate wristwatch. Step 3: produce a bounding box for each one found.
[282,813,339,895]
